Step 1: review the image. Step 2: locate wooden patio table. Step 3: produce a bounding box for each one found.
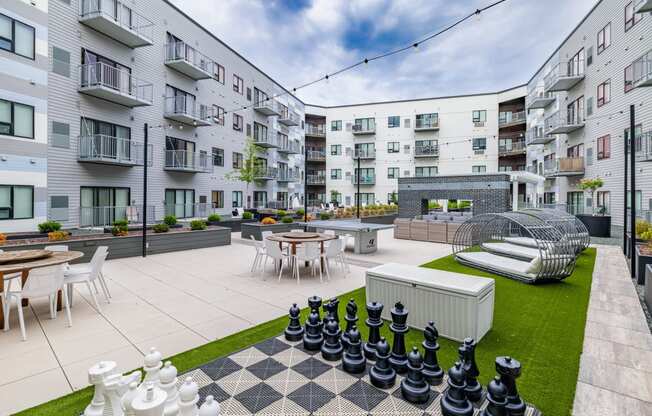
[266,232,337,271]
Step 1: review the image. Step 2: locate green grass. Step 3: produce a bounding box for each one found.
[18,249,595,416]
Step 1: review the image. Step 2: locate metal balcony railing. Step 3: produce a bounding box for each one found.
[277,171,299,182]
[79,62,153,106]
[635,0,652,13]
[164,203,215,219]
[634,130,652,161]
[498,111,526,127]
[164,149,212,172]
[527,87,556,109]
[267,200,289,210]
[277,139,301,154]
[306,150,326,161]
[164,41,214,79]
[79,204,155,227]
[544,59,585,91]
[352,121,376,134]
[252,130,277,147]
[498,140,526,155]
[632,49,652,88]
[79,0,154,47]
[414,144,439,157]
[306,174,326,185]
[543,157,585,177]
[163,96,211,126]
[253,99,281,116]
[305,123,326,137]
[78,135,152,166]
[352,174,375,185]
[253,167,278,180]
[352,148,376,159]
[544,110,584,135]
[278,108,301,126]
[525,126,552,145]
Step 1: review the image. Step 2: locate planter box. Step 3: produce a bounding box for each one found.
[576,214,611,237]
[447,222,462,243]
[394,219,411,239]
[635,244,652,285]
[624,233,646,259]
[361,214,398,225]
[410,220,428,241]
[0,227,231,262]
[646,265,652,312]
[241,223,295,241]
[428,222,447,243]
[208,218,256,232]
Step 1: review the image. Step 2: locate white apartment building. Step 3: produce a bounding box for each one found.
[525,0,652,233]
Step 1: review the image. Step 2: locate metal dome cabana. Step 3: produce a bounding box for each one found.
[517,208,590,253]
[452,212,577,283]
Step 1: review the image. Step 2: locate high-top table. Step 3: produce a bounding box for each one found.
[295,220,394,253]
[266,232,336,271]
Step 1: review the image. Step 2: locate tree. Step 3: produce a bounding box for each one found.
[225,137,261,209]
[578,177,604,215]
[330,189,341,204]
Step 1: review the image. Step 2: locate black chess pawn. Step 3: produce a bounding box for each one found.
[400,347,430,404]
[342,325,366,374]
[495,356,526,416]
[363,301,384,360]
[422,321,444,385]
[321,316,343,361]
[303,308,323,351]
[340,298,358,348]
[284,303,304,341]
[481,376,508,416]
[441,362,474,416]
[308,295,323,325]
[458,338,482,402]
[369,337,396,389]
[388,301,409,374]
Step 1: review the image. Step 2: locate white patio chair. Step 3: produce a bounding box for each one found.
[250,235,266,273]
[3,264,71,341]
[323,230,336,236]
[338,234,351,272]
[263,239,289,281]
[64,246,111,303]
[63,248,108,313]
[320,238,344,281]
[0,249,22,292]
[291,242,322,284]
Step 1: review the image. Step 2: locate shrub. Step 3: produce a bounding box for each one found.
[448,200,458,210]
[153,223,169,233]
[0,233,6,245]
[190,220,207,231]
[207,213,221,222]
[635,219,651,237]
[48,231,70,241]
[320,212,331,220]
[277,210,287,217]
[640,230,652,241]
[261,217,277,225]
[163,215,177,226]
[281,216,293,224]
[296,208,305,217]
[242,211,254,220]
[111,219,129,236]
[38,220,61,233]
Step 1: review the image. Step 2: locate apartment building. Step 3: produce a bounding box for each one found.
[525,0,652,233]
[306,87,527,207]
[305,109,327,206]
[0,0,48,233]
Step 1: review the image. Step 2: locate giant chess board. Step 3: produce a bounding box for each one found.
[180,335,542,416]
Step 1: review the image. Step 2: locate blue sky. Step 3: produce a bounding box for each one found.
[172,0,598,105]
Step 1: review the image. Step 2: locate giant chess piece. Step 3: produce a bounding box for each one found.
[388,301,409,373]
[481,376,508,416]
[400,347,431,404]
[303,308,324,350]
[459,338,482,402]
[422,321,444,385]
[369,337,396,389]
[308,295,323,326]
[121,382,139,416]
[324,297,340,323]
[441,362,474,416]
[341,298,358,349]
[131,385,167,416]
[363,301,384,360]
[142,347,163,387]
[159,361,180,416]
[496,356,526,416]
[199,395,221,416]
[84,361,141,416]
[285,303,304,341]
[342,325,366,374]
[178,377,200,416]
[321,316,344,361]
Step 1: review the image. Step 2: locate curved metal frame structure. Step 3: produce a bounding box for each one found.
[521,208,590,252]
[452,212,577,283]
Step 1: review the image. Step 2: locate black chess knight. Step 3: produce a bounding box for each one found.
[496,356,526,416]
[321,316,343,361]
[341,298,358,349]
[303,308,323,350]
[422,321,444,385]
[481,376,509,416]
[441,361,474,416]
[284,303,304,341]
[363,301,384,360]
[342,325,366,374]
[324,297,340,323]
[459,338,482,402]
[400,347,430,404]
[369,337,396,389]
[388,301,409,373]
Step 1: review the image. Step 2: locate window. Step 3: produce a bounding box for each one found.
[472,137,487,151]
[567,191,584,215]
[597,23,611,54]
[354,168,375,182]
[472,165,487,173]
[330,144,342,155]
[624,64,635,93]
[567,96,584,124]
[498,165,513,172]
[625,124,643,153]
[211,191,224,209]
[354,143,375,158]
[586,97,593,116]
[388,116,400,128]
[331,120,342,131]
[212,147,224,166]
[331,169,342,180]
[80,118,131,157]
[472,110,487,124]
[233,74,244,94]
[387,167,399,179]
[232,191,243,208]
[164,85,194,115]
[253,191,267,208]
[625,1,642,31]
[587,46,593,67]
[597,79,611,107]
[213,63,225,84]
[387,192,398,204]
[387,141,400,153]
[597,135,610,160]
[80,187,129,227]
[0,14,35,59]
[416,113,438,129]
[354,118,375,133]
[415,166,437,177]
[232,114,243,131]
[0,185,33,220]
[596,191,610,214]
[246,87,252,101]
[52,46,70,77]
[0,99,34,139]
[626,190,642,211]
[212,105,225,125]
[232,152,243,169]
[567,144,584,158]
[354,193,375,206]
[253,122,267,142]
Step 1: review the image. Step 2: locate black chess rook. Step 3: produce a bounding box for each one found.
[341,298,358,349]
[342,325,366,374]
[481,376,509,416]
[400,347,430,404]
[369,337,396,389]
[459,338,482,402]
[363,301,384,360]
[422,321,444,385]
[321,316,343,361]
[496,356,526,416]
[303,308,324,351]
[284,303,304,342]
[388,301,409,373]
[441,361,474,416]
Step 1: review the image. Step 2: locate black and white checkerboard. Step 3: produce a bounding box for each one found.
[181,335,542,415]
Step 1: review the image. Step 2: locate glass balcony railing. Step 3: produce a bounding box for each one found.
[306,150,326,161]
[253,167,278,180]
[498,111,526,127]
[544,110,584,135]
[306,174,326,185]
[498,140,526,155]
[351,174,375,185]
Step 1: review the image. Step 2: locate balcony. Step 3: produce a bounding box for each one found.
[352,148,376,160]
[498,111,526,128]
[278,108,301,126]
[277,171,299,182]
[352,121,376,135]
[498,139,526,156]
[164,41,213,80]
[544,60,585,92]
[632,50,652,88]
[277,139,301,154]
[635,130,652,161]
[306,174,326,185]
[78,0,154,48]
[306,150,326,161]
[164,150,212,173]
[78,135,152,166]
[544,157,585,177]
[164,96,211,126]
[80,204,155,228]
[414,117,439,131]
[526,127,553,145]
[252,130,278,148]
[527,89,556,109]
[253,99,281,116]
[267,200,289,210]
[164,203,216,219]
[305,123,326,137]
[351,174,375,185]
[545,110,584,135]
[254,167,278,180]
[414,144,439,158]
[78,62,153,107]
[636,0,652,13]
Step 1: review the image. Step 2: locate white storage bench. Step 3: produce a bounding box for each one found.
[365,263,495,342]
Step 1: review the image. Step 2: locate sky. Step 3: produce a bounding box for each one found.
[171,0,598,106]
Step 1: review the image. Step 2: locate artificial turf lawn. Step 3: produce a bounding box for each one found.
[17,248,595,416]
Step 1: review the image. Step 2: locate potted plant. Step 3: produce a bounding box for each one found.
[111,219,129,236]
[38,220,62,234]
[576,177,611,237]
[207,213,221,225]
[190,219,207,231]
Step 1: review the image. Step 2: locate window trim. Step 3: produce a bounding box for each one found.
[387,141,400,153]
[0,99,35,139]
[387,167,399,179]
[597,22,611,54]
[597,79,611,107]
[0,13,36,60]
[387,116,400,128]
[330,144,342,155]
[211,147,224,167]
[330,120,342,131]
[472,137,487,151]
[597,134,611,160]
[212,105,225,125]
[330,169,342,180]
[232,190,243,208]
[213,63,225,84]
[211,190,224,209]
[0,184,34,220]
[233,74,244,94]
[625,1,642,32]
[232,113,243,131]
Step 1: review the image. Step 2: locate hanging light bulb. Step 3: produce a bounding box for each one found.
[413,42,419,51]
[325,74,329,84]
[474,9,481,22]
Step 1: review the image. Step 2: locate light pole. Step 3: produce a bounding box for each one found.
[629,104,636,279]
[142,123,148,257]
[356,150,361,219]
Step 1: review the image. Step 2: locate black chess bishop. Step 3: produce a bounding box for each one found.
[496,356,526,416]
[388,301,409,373]
[341,298,358,349]
[459,338,482,402]
[342,325,366,374]
[284,303,304,341]
[303,308,323,350]
[441,361,474,416]
[363,301,384,360]
[400,347,430,404]
[323,297,340,323]
[422,321,444,385]
[321,316,343,361]
[369,337,396,389]
[481,376,508,416]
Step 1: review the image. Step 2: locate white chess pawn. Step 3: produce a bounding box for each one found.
[84,361,118,416]
[177,377,199,416]
[199,396,220,416]
[122,382,140,416]
[131,384,167,416]
[143,347,163,387]
[159,361,180,416]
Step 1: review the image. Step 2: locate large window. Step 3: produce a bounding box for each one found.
[232,113,243,131]
[416,113,438,128]
[387,167,399,179]
[625,124,643,153]
[472,137,487,151]
[233,74,244,94]
[80,118,131,160]
[354,118,375,132]
[211,191,224,209]
[597,191,610,214]
[624,63,635,93]
[355,193,375,206]
[331,169,342,180]
[164,189,195,218]
[387,141,400,153]
[213,63,225,84]
[330,144,342,155]
[415,166,437,177]
[597,79,611,107]
[212,147,224,166]
[597,135,610,160]
[0,185,33,220]
[567,96,584,124]
[80,187,129,227]
[253,191,267,208]
[354,143,375,158]
[625,1,642,31]
[331,120,342,131]
[164,84,195,115]
[0,14,35,59]
[0,99,34,139]
[212,105,225,125]
[232,152,243,169]
[567,144,584,158]
[597,23,611,54]
[388,116,400,128]
[472,110,487,124]
[232,191,243,208]
[472,165,487,173]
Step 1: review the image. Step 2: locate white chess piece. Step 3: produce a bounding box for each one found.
[122,382,140,416]
[159,361,180,416]
[143,347,163,387]
[199,395,220,416]
[177,377,199,416]
[131,384,167,416]
[84,361,117,416]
